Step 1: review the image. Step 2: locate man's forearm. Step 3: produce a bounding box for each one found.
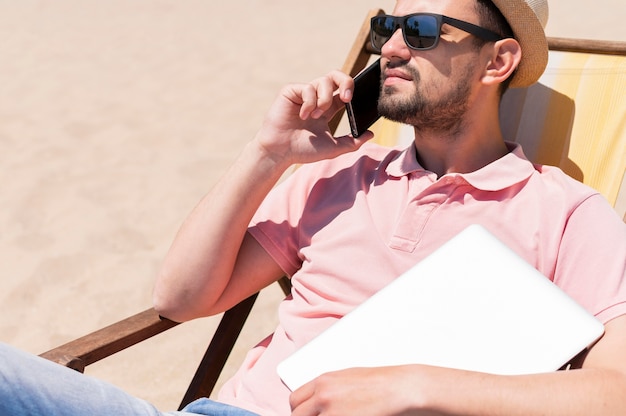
[414,365,626,415]
[291,364,626,415]
[153,139,290,322]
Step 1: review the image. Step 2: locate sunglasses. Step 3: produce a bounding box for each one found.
[370,13,504,52]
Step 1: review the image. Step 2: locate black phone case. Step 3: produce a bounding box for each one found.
[345,59,381,137]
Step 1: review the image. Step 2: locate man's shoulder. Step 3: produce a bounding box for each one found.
[527,163,613,218]
[532,163,599,198]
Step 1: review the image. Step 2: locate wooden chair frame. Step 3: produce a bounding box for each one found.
[39,8,626,411]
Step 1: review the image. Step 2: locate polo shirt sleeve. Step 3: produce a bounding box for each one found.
[553,193,626,324]
[248,162,323,278]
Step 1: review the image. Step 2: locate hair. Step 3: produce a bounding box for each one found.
[474,0,514,39]
[473,0,516,94]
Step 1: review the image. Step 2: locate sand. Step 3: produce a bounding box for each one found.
[1,0,624,411]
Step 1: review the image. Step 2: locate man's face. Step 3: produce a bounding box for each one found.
[377,0,485,133]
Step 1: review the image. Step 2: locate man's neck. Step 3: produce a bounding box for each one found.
[412,122,509,178]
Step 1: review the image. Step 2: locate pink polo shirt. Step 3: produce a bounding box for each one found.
[218,142,626,415]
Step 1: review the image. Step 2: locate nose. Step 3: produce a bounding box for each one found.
[380,28,411,61]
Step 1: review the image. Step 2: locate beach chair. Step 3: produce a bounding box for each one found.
[40,8,626,411]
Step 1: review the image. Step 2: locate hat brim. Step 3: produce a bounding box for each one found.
[490,0,548,88]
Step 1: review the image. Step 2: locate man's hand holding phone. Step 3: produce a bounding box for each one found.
[254,70,374,168]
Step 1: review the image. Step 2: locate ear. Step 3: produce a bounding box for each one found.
[480,38,522,87]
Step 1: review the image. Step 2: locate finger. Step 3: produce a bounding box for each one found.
[289,382,312,412]
[298,83,319,120]
[311,70,354,118]
[290,399,319,416]
[294,70,354,121]
[325,69,355,103]
[289,384,325,416]
[324,71,356,117]
[310,77,336,119]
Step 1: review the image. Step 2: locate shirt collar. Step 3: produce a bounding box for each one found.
[385,142,536,191]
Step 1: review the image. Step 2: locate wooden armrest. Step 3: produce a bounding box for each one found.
[39,308,179,372]
[39,277,291,380]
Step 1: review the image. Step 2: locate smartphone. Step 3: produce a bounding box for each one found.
[345,58,382,137]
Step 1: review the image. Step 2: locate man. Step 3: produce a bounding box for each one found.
[1,0,625,415]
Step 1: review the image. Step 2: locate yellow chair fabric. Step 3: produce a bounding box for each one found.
[501,50,626,214]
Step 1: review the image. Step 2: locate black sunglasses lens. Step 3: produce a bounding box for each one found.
[404,15,438,49]
[371,16,396,50]
[371,15,440,51]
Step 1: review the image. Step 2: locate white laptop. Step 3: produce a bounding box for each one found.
[277,224,605,391]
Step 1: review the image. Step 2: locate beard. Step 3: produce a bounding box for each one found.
[377,63,473,135]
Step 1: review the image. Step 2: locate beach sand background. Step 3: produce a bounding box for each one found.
[1,0,624,411]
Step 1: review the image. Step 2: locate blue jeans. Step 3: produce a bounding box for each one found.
[0,342,258,416]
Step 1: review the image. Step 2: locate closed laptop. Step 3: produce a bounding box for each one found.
[277,224,605,391]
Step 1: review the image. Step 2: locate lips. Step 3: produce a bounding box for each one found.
[383,68,413,87]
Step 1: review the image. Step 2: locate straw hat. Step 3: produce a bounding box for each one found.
[490,0,549,87]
